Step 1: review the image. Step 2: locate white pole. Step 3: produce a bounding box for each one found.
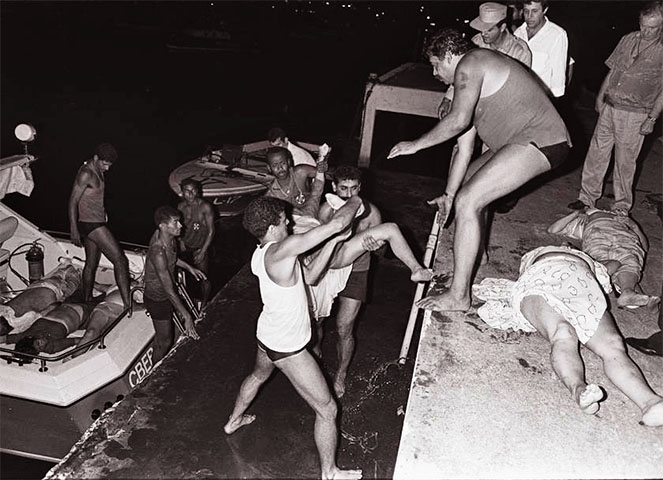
[398,211,441,364]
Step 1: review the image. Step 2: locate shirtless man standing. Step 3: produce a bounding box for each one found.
[224,196,362,480]
[68,143,130,309]
[177,179,214,307]
[388,28,570,312]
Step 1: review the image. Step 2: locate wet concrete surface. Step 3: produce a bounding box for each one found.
[45,171,444,479]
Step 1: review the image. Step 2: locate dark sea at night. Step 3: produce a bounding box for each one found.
[0,1,640,477]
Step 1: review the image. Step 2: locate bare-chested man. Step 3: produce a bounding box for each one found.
[68,143,130,309]
[388,28,570,312]
[224,196,363,480]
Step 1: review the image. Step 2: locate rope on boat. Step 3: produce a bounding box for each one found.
[398,210,441,365]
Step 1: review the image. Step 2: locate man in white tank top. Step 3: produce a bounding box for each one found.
[223,196,363,480]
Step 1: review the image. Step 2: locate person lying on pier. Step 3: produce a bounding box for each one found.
[0,259,81,336]
[177,178,213,308]
[387,28,570,313]
[472,245,663,426]
[264,145,328,219]
[548,208,660,309]
[224,196,363,480]
[144,206,204,363]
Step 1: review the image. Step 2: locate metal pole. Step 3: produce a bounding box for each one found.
[398,211,441,364]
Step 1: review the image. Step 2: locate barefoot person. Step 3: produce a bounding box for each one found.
[224,196,362,480]
[177,179,214,307]
[68,143,131,309]
[388,28,570,312]
[473,245,663,426]
[144,206,204,362]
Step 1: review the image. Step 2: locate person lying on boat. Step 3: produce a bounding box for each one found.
[264,145,328,219]
[5,302,92,357]
[472,245,663,427]
[177,178,213,308]
[267,126,317,167]
[0,259,81,336]
[144,206,204,363]
[548,208,660,309]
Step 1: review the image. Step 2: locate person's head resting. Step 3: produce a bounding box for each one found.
[522,0,548,31]
[424,28,474,85]
[470,2,509,45]
[14,335,45,360]
[154,205,182,236]
[332,165,362,199]
[266,146,293,180]
[639,1,663,42]
[93,142,118,172]
[267,126,289,148]
[242,196,288,241]
[180,178,203,202]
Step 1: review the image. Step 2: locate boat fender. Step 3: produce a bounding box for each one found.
[25,242,44,284]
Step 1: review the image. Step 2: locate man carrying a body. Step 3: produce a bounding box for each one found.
[223,196,363,480]
[68,143,130,309]
[388,28,570,312]
[177,179,214,307]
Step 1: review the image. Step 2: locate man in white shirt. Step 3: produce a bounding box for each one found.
[514,0,569,98]
[267,126,316,167]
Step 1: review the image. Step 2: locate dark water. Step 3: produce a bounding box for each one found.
[0,1,638,477]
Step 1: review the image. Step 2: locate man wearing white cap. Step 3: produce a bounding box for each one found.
[470,2,531,67]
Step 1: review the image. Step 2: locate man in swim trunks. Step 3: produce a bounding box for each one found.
[224,196,362,480]
[473,245,663,426]
[68,143,131,310]
[144,206,204,363]
[177,179,214,307]
[388,28,571,312]
[264,146,327,219]
[316,166,384,398]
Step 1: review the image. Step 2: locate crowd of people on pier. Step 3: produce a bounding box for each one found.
[0,0,661,476]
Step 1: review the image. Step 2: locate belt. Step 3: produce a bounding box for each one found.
[603,95,648,113]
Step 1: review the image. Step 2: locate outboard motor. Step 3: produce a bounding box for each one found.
[25,242,44,284]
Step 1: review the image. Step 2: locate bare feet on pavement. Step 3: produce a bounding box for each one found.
[411,267,434,283]
[416,291,471,312]
[223,414,256,434]
[322,467,363,479]
[333,373,346,399]
[576,384,603,415]
[617,291,658,309]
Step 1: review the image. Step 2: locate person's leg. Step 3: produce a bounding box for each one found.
[334,296,361,398]
[520,295,603,414]
[73,305,116,357]
[0,216,18,247]
[584,310,663,426]
[82,236,102,302]
[275,350,362,480]
[611,109,647,213]
[152,317,174,363]
[193,250,212,306]
[577,106,616,208]
[224,348,275,434]
[417,144,550,311]
[87,227,131,308]
[312,317,325,358]
[329,223,431,282]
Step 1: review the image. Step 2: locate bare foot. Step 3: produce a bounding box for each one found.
[618,291,655,309]
[416,291,471,312]
[223,414,256,434]
[411,267,434,283]
[577,384,603,415]
[641,399,663,427]
[333,373,346,398]
[322,467,363,479]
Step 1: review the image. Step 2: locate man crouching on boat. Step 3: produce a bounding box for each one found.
[224,196,362,480]
[144,206,204,363]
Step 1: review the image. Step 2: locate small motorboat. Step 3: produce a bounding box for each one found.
[0,125,197,462]
[168,140,320,217]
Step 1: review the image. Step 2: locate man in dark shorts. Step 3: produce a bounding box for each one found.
[388,28,571,312]
[68,143,130,309]
[144,206,204,362]
[223,196,362,480]
[317,166,384,398]
[177,179,214,307]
